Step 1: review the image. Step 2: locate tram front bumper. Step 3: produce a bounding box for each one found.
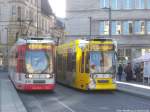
[95,84,117,90]
[16,83,55,91]
[88,78,117,90]
[88,83,117,90]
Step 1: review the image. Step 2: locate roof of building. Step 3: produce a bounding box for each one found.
[41,0,53,16]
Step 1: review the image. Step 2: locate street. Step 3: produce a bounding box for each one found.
[1,72,150,112]
[18,84,150,112]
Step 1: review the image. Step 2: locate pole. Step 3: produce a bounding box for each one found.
[5,28,8,54]
[5,27,8,70]
[109,7,111,38]
[37,0,39,37]
[89,17,92,39]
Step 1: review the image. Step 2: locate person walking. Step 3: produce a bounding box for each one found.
[118,64,123,81]
[124,63,133,81]
[134,64,140,82]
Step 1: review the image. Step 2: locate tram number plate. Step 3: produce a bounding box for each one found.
[97,80,109,83]
[33,80,45,84]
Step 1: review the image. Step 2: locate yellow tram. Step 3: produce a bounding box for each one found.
[56,39,117,90]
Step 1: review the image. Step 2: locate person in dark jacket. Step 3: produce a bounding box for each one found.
[118,64,123,81]
[124,63,133,81]
[134,64,141,81]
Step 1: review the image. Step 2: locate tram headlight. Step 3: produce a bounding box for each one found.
[25,74,33,79]
[89,78,96,89]
[46,74,53,78]
[29,74,33,79]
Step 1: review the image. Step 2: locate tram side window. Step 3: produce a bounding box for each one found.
[72,52,76,72]
[57,54,63,71]
[85,52,89,73]
[62,55,67,72]
[67,52,72,72]
[81,52,84,73]
[67,52,76,72]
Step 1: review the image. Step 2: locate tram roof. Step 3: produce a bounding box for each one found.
[76,38,115,44]
[16,37,55,45]
[88,38,114,41]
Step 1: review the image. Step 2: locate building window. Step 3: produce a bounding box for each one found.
[100,0,109,8]
[112,21,116,35]
[112,0,117,9]
[118,49,125,57]
[112,21,121,35]
[112,0,122,9]
[99,21,104,35]
[26,9,29,18]
[134,21,145,34]
[99,21,109,35]
[136,0,145,9]
[12,6,16,16]
[116,21,122,34]
[147,21,150,34]
[147,0,150,9]
[125,49,132,57]
[117,0,122,9]
[123,21,133,34]
[123,0,134,9]
[17,7,21,20]
[29,10,33,20]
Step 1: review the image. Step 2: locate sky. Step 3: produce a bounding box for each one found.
[48,0,66,18]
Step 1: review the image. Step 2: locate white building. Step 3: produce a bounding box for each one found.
[0,0,55,68]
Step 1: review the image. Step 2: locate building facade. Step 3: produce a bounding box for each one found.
[0,0,55,68]
[66,0,150,63]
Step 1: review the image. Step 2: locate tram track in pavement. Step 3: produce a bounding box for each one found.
[18,84,150,112]
[18,90,74,112]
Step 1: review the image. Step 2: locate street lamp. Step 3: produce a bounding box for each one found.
[88,16,92,39]
[5,27,8,70]
[102,6,112,38]
[37,0,39,37]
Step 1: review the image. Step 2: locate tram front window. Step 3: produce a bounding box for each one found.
[90,51,115,74]
[25,51,52,74]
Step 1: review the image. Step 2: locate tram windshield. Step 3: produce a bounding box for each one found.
[25,50,52,73]
[89,51,116,74]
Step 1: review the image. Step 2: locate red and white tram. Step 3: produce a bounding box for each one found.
[9,37,55,91]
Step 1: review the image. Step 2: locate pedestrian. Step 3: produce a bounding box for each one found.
[134,63,140,82]
[117,64,123,81]
[124,63,133,81]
